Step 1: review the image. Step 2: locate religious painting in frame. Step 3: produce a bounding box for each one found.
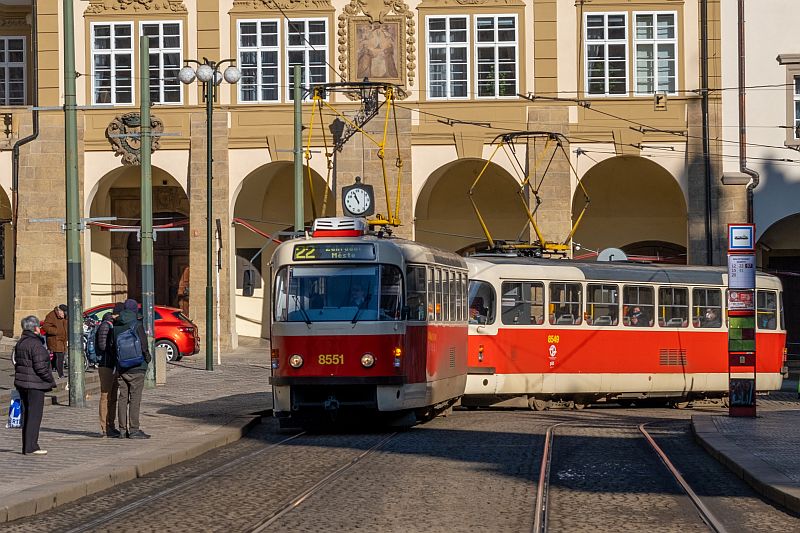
[348,16,405,86]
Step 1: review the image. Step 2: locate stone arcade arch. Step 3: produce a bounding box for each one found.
[571,156,687,261]
[232,162,333,338]
[759,213,800,351]
[0,186,13,334]
[88,166,189,307]
[415,159,529,253]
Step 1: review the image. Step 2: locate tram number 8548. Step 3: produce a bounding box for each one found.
[319,354,344,365]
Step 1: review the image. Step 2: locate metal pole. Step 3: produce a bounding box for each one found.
[140,36,156,388]
[205,67,214,371]
[64,0,85,407]
[700,0,713,265]
[293,64,304,232]
[215,218,222,366]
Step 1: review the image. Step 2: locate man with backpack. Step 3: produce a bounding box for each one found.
[113,299,151,439]
[96,303,123,438]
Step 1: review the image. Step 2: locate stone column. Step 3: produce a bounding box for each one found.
[526,106,572,252]
[336,105,412,239]
[14,110,85,333]
[188,111,233,353]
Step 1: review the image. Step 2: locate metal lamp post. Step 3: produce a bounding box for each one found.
[178,58,240,371]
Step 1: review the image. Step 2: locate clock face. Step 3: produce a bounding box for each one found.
[344,187,371,215]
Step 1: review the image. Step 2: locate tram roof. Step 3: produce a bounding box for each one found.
[467,255,780,287]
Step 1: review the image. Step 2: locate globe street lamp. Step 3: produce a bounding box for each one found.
[178,58,240,371]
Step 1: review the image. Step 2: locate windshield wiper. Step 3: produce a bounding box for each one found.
[292,295,312,327]
[351,290,373,325]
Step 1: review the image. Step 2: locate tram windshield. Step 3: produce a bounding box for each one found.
[274,265,403,322]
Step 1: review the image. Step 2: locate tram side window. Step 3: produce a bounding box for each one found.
[468,280,496,325]
[780,291,785,331]
[462,275,469,321]
[757,290,778,330]
[455,272,463,322]
[444,270,451,321]
[658,287,689,328]
[449,271,458,322]
[623,285,655,327]
[587,284,619,326]
[692,288,722,328]
[379,265,403,321]
[549,282,582,325]
[406,265,427,321]
[501,282,544,325]
[427,266,435,320]
[435,268,443,321]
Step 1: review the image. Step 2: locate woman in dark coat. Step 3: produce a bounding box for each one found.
[14,315,56,455]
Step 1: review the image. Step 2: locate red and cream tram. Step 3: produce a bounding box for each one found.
[270,217,468,426]
[464,256,787,409]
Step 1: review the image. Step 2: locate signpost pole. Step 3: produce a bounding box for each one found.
[727,224,757,417]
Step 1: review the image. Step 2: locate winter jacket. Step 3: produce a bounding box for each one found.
[14,330,56,391]
[112,310,151,373]
[96,313,117,369]
[41,308,68,353]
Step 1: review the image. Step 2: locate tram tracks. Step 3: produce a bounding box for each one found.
[533,419,729,533]
[58,424,398,533]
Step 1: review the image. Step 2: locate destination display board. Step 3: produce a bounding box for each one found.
[293,243,376,261]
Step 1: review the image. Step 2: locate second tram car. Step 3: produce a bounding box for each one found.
[270,217,469,426]
[464,256,787,409]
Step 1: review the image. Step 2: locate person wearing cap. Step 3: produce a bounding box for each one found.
[113,298,152,439]
[95,303,123,438]
[41,304,68,379]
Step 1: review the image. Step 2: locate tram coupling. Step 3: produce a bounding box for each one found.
[323,396,341,412]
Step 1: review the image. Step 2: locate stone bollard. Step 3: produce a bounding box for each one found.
[155,345,167,385]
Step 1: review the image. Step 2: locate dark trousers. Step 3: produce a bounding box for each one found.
[118,371,145,432]
[52,352,65,378]
[17,388,45,454]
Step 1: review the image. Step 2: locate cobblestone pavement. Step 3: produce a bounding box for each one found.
[5,399,799,532]
[0,346,272,509]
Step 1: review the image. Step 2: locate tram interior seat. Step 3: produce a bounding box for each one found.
[665,317,686,327]
[593,315,613,326]
[556,314,575,325]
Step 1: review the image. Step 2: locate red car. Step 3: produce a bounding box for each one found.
[84,303,200,362]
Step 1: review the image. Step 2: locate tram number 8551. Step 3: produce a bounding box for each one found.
[319,354,344,365]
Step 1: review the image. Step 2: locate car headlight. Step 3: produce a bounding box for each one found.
[289,354,304,368]
[361,353,375,368]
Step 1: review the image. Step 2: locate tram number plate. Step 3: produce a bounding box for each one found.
[319,354,344,365]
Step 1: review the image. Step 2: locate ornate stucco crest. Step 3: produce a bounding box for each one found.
[106,113,164,166]
[338,0,416,94]
[85,0,187,15]
[230,0,332,10]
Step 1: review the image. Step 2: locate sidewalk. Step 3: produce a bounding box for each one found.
[692,386,800,514]
[0,338,272,523]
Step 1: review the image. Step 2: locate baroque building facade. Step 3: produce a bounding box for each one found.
[0,0,774,350]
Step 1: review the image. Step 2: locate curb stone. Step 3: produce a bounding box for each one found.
[0,413,262,523]
[691,414,800,514]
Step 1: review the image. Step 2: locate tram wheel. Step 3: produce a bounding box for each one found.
[528,397,549,411]
[571,401,587,410]
[671,400,691,410]
[721,397,730,408]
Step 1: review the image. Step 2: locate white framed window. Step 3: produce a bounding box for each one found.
[634,12,677,95]
[0,37,25,105]
[238,19,281,103]
[426,16,469,100]
[141,21,182,104]
[475,15,517,98]
[91,22,134,105]
[795,76,800,139]
[584,12,627,96]
[286,18,328,101]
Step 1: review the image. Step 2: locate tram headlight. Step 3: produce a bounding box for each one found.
[289,354,304,368]
[361,353,376,368]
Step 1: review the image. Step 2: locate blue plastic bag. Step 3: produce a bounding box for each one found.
[6,396,21,429]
